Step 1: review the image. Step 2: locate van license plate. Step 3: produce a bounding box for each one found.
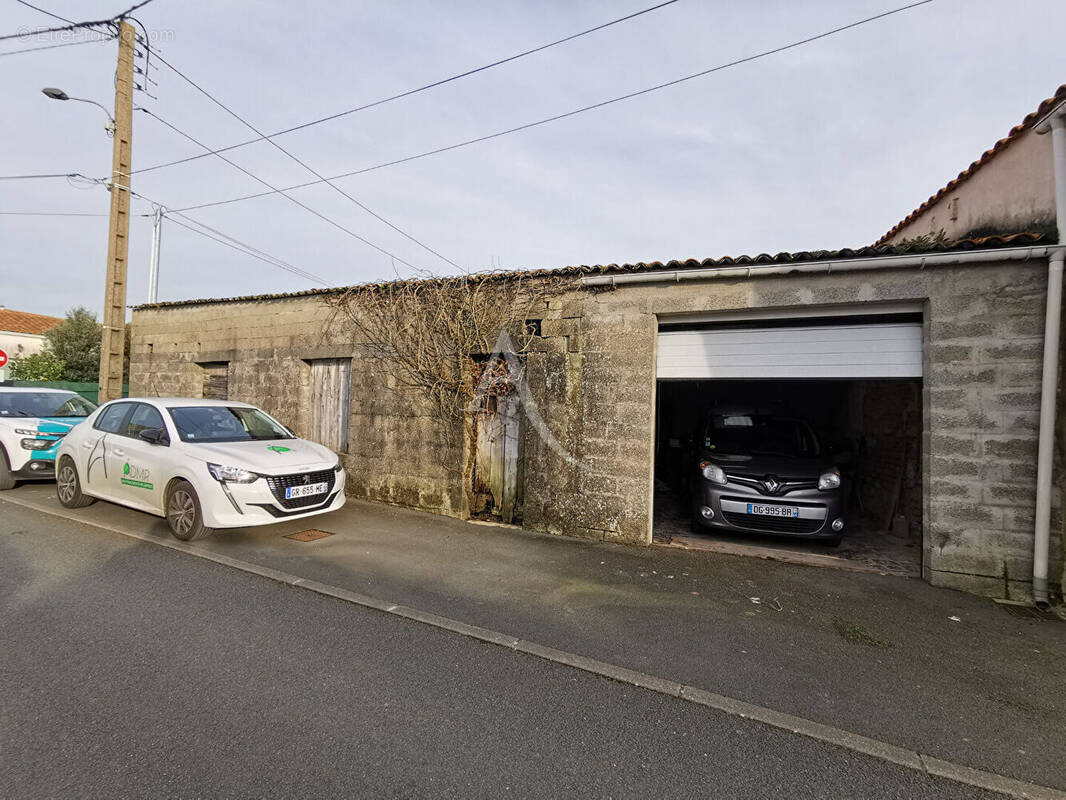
[746,504,797,518]
[286,482,327,499]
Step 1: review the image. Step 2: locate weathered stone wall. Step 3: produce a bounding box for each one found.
[130,256,1064,600]
[129,295,465,518]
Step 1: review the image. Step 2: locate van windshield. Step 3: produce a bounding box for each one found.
[704,414,818,459]
[167,406,293,443]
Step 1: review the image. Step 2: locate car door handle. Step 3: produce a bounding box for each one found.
[112,448,126,457]
[82,441,93,449]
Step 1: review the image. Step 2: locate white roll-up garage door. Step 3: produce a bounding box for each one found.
[656,320,923,379]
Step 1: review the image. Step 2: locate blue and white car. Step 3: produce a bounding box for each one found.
[0,387,97,489]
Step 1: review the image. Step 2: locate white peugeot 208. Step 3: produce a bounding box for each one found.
[56,398,346,541]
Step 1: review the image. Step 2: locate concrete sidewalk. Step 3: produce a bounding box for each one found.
[4,482,1065,791]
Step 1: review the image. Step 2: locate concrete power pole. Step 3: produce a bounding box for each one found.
[147,206,163,304]
[97,19,136,403]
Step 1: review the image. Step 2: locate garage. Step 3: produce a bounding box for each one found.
[652,307,924,574]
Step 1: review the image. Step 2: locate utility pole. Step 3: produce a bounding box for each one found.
[147,206,163,304]
[98,19,136,403]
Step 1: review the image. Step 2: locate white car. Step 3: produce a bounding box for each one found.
[0,387,97,489]
[56,398,346,540]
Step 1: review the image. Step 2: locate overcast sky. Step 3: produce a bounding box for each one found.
[2,0,1065,319]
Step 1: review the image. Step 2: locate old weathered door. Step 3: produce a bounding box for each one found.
[309,358,351,453]
[472,390,521,523]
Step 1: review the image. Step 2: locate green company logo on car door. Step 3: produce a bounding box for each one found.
[121,462,154,490]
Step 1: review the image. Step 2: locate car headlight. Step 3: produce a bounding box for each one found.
[21,438,53,450]
[333,457,343,473]
[700,461,727,485]
[818,469,841,490]
[207,463,259,483]
[14,428,37,436]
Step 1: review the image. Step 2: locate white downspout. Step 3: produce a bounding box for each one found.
[1033,113,1066,605]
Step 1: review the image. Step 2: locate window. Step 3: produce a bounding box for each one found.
[126,403,167,442]
[167,406,293,443]
[309,359,351,453]
[199,362,229,400]
[95,402,133,433]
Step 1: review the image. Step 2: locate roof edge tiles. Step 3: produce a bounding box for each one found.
[133,232,1048,312]
[873,83,1066,246]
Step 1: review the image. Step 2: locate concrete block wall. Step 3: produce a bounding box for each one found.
[130,256,1064,600]
[570,259,1062,600]
[129,296,463,519]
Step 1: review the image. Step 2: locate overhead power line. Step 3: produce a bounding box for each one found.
[165,215,331,286]
[163,0,932,215]
[139,108,429,275]
[0,32,114,57]
[145,52,462,271]
[0,210,107,216]
[0,171,84,180]
[122,0,685,178]
[0,0,155,42]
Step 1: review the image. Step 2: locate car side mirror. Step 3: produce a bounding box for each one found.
[139,427,169,446]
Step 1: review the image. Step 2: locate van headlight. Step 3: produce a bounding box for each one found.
[207,463,259,483]
[21,438,52,450]
[700,461,727,485]
[818,469,841,490]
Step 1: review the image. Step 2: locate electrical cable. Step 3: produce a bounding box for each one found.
[139,108,428,274]
[0,32,114,56]
[158,0,933,214]
[121,0,685,177]
[145,54,462,271]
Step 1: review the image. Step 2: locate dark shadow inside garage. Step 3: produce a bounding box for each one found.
[653,379,923,575]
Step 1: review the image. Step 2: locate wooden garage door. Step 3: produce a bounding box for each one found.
[657,321,923,379]
[310,358,351,453]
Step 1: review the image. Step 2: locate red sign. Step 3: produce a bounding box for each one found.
[0,349,7,369]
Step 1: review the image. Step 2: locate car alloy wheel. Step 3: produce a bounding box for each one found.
[168,489,196,536]
[57,464,77,505]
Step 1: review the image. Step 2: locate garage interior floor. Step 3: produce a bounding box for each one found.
[652,482,921,576]
[653,378,923,577]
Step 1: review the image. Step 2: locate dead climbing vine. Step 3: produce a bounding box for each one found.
[323,271,570,512]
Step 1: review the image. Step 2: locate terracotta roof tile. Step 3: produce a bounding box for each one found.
[132,232,1049,311]
[0,308,62,335]
[874,83,1066,246]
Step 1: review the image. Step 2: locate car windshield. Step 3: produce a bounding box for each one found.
[167,405,293,443]
[704,414,818,459]
[0,391,97,418]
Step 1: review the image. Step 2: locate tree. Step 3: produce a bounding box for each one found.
[44,307,102,382]
[10,351,65,381]
[324,272,566,515]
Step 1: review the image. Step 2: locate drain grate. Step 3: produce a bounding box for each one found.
[284,529,334,542]
[997,602,1062,622]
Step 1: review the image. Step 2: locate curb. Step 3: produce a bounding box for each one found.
[3,493,1064,800]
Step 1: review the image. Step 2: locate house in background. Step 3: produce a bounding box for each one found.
[0,307,62,381]
[877,85,1064,245]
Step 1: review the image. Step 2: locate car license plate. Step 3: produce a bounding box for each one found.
[285,482,327,499]
[746,504,798,518]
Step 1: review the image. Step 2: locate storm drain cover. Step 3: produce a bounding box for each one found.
[285,529,334,542]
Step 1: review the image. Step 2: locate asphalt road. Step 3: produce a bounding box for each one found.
[0,502,999,799]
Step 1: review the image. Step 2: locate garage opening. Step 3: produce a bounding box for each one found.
[653,311,924,575]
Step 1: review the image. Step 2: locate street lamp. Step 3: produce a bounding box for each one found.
[41,87,116,136]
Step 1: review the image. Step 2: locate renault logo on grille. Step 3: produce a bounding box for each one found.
[762,476,780,494]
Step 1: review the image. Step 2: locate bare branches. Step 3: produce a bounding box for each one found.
[323,273,567,423]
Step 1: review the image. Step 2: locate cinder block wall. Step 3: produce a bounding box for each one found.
[130,257,1064,600]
